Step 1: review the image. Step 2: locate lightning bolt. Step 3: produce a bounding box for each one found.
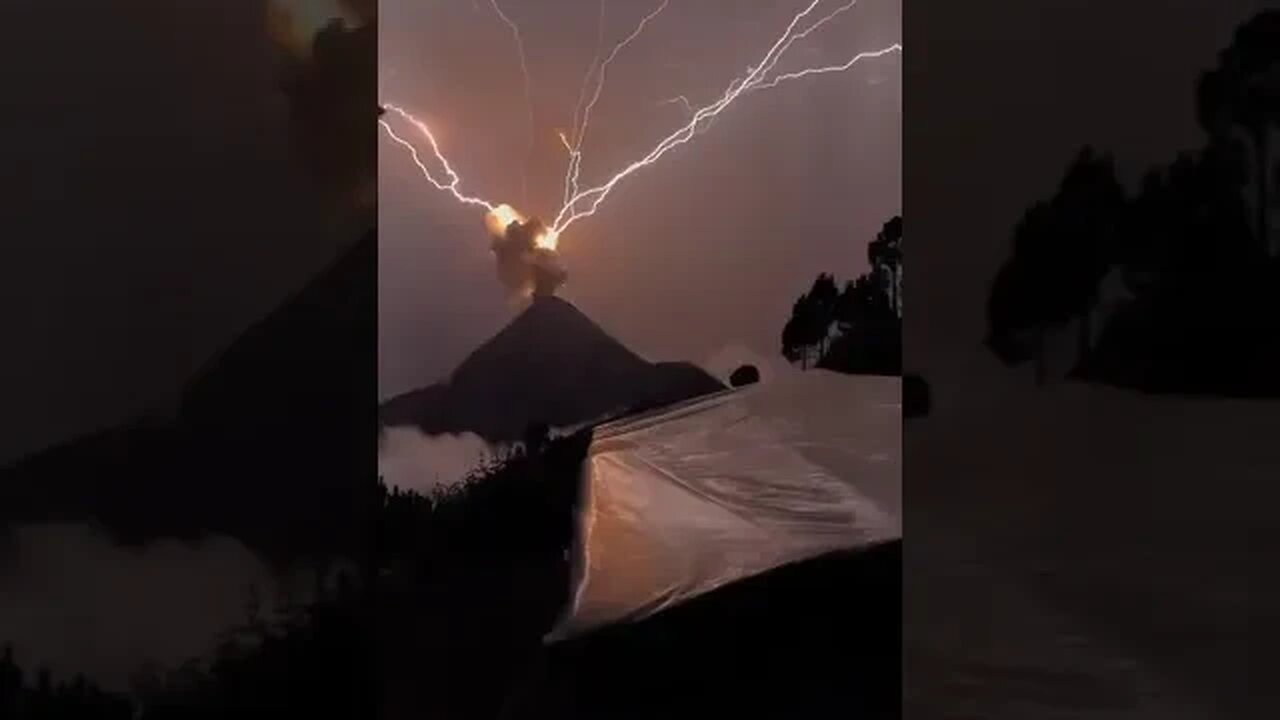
[658,95,694,115]
[489,0,535,204]
[751,43,902,91]
[379,0,901,254]
[755,0,862,79]
[562,0,608,209]
[649,0,859,133]
[658,94,720,136]
[560,65,595,209]
[563,0,669,210]
[379,103,497,212]
[572,0,608,143]
[549,0,899,236]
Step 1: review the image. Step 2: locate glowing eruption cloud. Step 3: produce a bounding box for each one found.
[484,204,525,237]
[538,228,560,251]
[379,0,900,293]
[492,217,568,296]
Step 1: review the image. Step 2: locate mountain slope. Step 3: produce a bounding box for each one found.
[1,231,376,563]
[380,297,726,441]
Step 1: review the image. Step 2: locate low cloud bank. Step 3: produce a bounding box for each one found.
[378,426,505,494]
[0,524,304,694]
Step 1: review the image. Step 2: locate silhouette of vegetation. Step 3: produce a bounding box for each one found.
[376,430,902,719]
[0,646,133,719]
[375,432,587,720]
[2,538,372,718]
[783,215,902,375]
[0,430,586,719]
[1198,11,1280,256]
[4,399,903,718]
[987,10,1280,395]
[987,148,1126,384]
[129,568,369,719]
[903,373,931,419]
[729,364,760,387]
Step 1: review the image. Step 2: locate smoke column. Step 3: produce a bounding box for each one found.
[488,214,568,298]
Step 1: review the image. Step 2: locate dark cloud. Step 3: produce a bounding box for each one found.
[274,9,376,208]
[338,0,377,26]
[490,217,569,298]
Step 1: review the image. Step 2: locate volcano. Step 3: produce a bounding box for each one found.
[380,296,726,442]
[1,230,376,563]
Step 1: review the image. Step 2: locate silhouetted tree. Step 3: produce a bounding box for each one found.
[1196,10,1280,254]
[781,293,824,368]
[0,650,135,719]
[1054,146,1126,363]
[785,216,903,376]
[903,374,931,419]
[868,216,903,316]
[0,645,20,718]
[987,201,1059,384]
[989,11,1280,396]
[523,421,550,456]
[729,365,760,387]
[806,275,841,359]
[987,149,1125,383]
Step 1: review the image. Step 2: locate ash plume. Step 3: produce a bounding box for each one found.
[270,1,376,208]
[489,217,568,298]
[337,0,376,25]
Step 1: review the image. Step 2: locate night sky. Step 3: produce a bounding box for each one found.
[0,0,1266,456]
[378,0,902,397]
[0,0,1275,706]
[908,0,1268,395]
[0,1,357,464]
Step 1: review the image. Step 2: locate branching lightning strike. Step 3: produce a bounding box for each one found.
[379,0,901,252]
[562,0,670,208]
[657,95,720,137]
[751,43,902,92]
[379,103,498,212]
[659,95,694,115]
[550,0,899,235]
[490,0,536,204]
[561,0,607,209]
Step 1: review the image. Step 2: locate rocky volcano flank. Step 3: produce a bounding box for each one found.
[380,296,726,442]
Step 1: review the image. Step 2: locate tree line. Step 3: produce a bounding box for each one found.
[987,10,1280,395]
[781,215,902,376]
